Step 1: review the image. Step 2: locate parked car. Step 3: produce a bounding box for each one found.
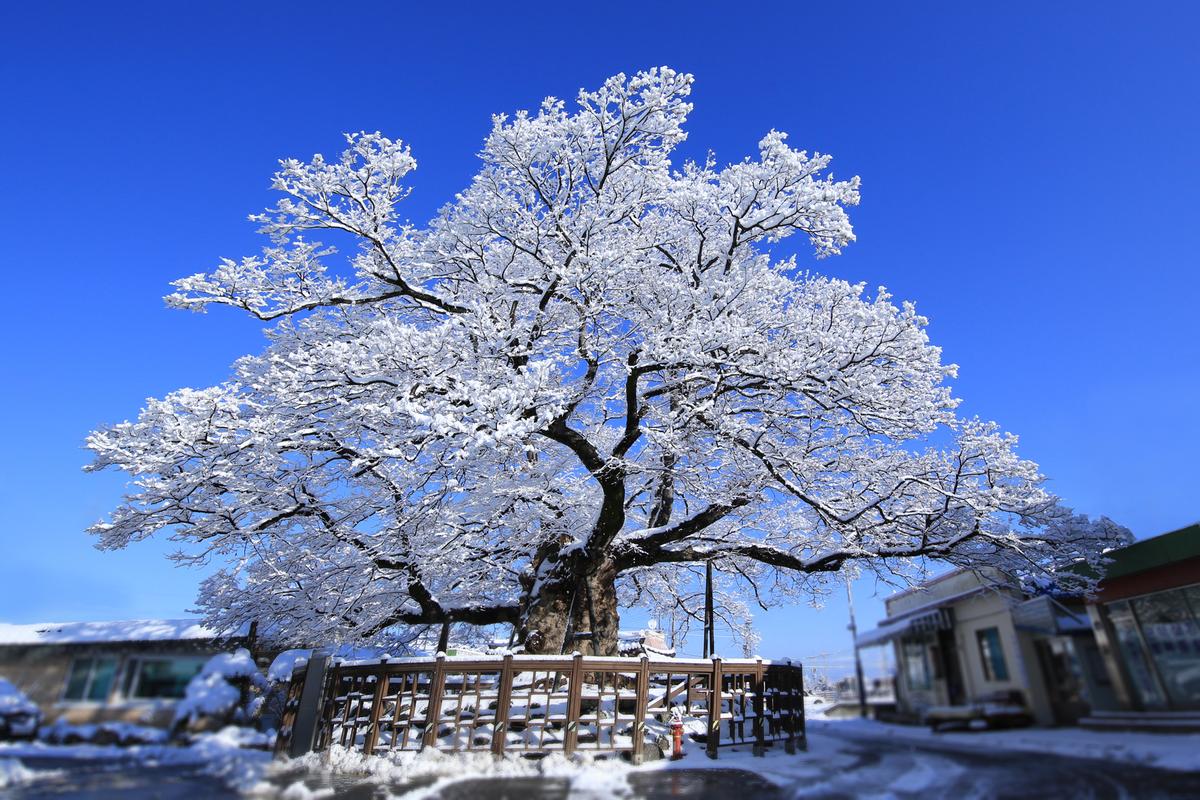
[0,677,41,740]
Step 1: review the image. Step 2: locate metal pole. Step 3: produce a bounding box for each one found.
[845,579,868,718]
[704,560,715,659]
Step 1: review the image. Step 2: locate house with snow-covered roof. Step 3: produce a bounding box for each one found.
[0,618,263,729]
[855,567,1109,727]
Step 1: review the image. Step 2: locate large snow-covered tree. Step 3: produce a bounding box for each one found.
[87,68,1126,655]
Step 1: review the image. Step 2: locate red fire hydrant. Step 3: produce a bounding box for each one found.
[670,710,685,760]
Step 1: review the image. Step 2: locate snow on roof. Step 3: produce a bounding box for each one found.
[0,618,252,646]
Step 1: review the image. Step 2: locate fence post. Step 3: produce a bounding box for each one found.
[491,652,514,758]
[273,664,304,757]
[286,653,331,758]
[632,654,650,765]
[796,661,807,752]
[363,658,390,755]
[706,655,722,759]
[564,651,584,756]
[752,657,766,757]
[783,659,796,754]
[422,654,447,750]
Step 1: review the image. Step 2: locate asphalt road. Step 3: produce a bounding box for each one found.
[802,728,1200,799]
[1,758,240,799]
[6,734,1200,799]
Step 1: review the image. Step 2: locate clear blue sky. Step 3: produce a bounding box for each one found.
[1,1,1196,676]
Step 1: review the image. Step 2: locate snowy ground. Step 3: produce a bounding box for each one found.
[0,726,272,795]
[809,716,1200,773]
[255,724,1200,799]
[2,716,1198,797]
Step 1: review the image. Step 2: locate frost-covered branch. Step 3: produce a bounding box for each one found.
[88,68,1125,653]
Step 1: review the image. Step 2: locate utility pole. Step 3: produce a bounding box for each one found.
[845,579,868,718]
[703,560,715,658]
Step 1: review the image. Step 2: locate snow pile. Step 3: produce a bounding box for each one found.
[0,758,57,789]
[268,650,311,683]
[262,737,863,798]
[269,746,635,799]
[173,726,274,791]
[813,717,1200,772]
[540,753,635,799]
[178,673,242,719]
[275,781,335,800]
[0,678,38,715]
[40,720,167,746]
[204,648,264,680]
[175,648,268,730]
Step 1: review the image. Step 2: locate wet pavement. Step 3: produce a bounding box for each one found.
[1,758,241,799]
[432,769,783,799]
[807,728,1200,799]
[5,734,1200,798]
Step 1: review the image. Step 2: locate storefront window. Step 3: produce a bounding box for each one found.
[903,640,931,690]
[1185,587,1200,635]
[1131,588,1200,709]
[1106,601,1167,709]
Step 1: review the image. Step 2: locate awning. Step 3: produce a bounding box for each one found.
[856,608,952,648]
[1012,595,1093,636]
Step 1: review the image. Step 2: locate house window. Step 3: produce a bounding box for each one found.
[120,656,206,700]
[62,657,119,702]
[976,627,1010,681]
[902,640,931,690]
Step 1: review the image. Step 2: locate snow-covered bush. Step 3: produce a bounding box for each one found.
[39,720,166,746]
[173,648,268,734]
[0,678,40,740]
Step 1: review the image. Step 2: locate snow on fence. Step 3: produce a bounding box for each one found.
[276,653,806,763]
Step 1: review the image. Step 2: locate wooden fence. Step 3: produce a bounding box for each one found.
[277,653,806,763]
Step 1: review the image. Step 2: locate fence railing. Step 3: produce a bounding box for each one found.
[278,653,806,763]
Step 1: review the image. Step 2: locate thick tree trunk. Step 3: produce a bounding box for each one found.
[579,560,620,657]
[521,579,573,655]
[521,560,621,656]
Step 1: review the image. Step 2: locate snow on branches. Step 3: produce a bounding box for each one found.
[88,67,1126,654]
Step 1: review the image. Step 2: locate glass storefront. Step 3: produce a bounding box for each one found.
[1104,583,1200,711]
[1131,590,1200,708]
[902,639,932,690]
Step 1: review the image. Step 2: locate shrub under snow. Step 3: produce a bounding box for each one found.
[174,648,268,733]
